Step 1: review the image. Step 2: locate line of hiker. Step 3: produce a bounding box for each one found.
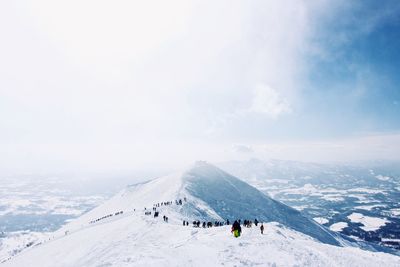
[243,218,259,228]
[153,197,187,208]
[87,197,265,240]
[184,220,227,228]
[89,211,123,224]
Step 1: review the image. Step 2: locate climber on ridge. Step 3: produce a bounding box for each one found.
[231,220,241,238]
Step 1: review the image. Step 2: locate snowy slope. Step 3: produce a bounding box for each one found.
[3,213,400,267]
[3,161,400,266]
[59,161,340,246]
[184,162,341,245]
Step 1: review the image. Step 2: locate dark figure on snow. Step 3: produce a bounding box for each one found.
[260,224,264,234]
[202,222,206,228]
[231,220,241,238]
[226,219,230,225]
[254,219,258,226]
[183,220,186,226]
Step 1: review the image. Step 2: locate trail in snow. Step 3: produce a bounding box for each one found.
[1,195,212,264]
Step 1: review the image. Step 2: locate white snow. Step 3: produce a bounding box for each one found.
[375,175,391,181]
[313,217,329,225]
[3,216,399,267]
[281,183,319,195]
[329,222,348,232]
[320,194,345,202]
[347,213,389,231]
[0,231,49,262]
[348,188,386,194]
[2,162,399,266]
[390,208,400,217]
[355,205,386,211]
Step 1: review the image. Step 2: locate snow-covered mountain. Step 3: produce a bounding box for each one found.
[3,161,399,266]
[218,159,400,249]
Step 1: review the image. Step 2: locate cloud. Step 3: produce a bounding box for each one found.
[256,133,400,163]
[248,84,292,118]
[1,1,398,174]
[232,144,254,154]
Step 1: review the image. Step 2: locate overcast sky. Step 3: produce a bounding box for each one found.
[1,0,400,175]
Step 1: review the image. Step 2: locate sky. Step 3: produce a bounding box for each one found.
[1,0,399,175]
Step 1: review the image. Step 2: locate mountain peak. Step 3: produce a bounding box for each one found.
[65,162,342,246]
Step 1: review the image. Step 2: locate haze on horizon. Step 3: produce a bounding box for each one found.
[1,0,400,176]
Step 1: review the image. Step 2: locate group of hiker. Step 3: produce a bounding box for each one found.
[180,218,265,238]
[243,219,259,228]
[150,197,266,238]
[230,219,265,237]
[153,197,187,208]
[183,220,226,228]
[89,197,265,239]
[89,210,123,224]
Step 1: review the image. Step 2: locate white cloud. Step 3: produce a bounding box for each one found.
[248,133,400,163]
[249,84,291,118]
[1,1,396,174]
[232,144,254,154]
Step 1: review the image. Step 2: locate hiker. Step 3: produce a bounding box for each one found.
[260,224,264,234]
[186,221,189,226]
[183,220,186,226]
[231,220,241,238]
[202,222,206,228]
[254,219,258,226]
[226,219,230,225]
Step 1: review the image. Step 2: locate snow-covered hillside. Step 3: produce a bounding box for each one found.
[3,161,399,266]
[4,215,399,267]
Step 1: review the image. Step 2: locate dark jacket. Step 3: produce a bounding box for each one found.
[232,220,241,233]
